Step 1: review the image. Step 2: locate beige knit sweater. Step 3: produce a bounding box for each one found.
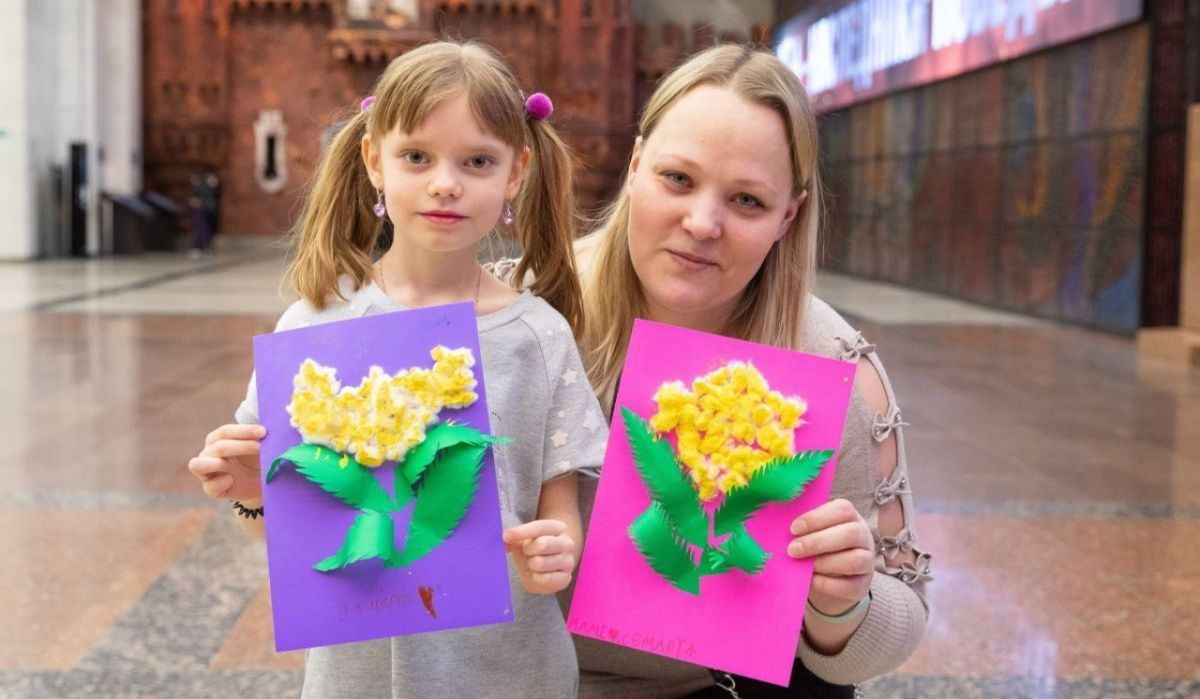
[558,295,932,696]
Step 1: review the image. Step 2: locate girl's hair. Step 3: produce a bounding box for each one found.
[287,40,584,337]
[583,44,823,407]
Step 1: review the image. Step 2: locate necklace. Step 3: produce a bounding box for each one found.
[374,260,483,307]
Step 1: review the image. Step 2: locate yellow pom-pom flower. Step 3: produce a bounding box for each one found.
[285,346,480,467]
[649,361,806,501]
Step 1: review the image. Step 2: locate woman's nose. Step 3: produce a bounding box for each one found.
[681,198,722,240]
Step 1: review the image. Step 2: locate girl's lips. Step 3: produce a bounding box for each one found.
[668,250,717,270]
[420,211,466,225]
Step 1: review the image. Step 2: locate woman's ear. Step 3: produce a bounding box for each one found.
[506,146,531,200]
[628,136,644,177]
[361,135,383,190]
[777,189,808,240]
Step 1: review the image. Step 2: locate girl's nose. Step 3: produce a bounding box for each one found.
[427,167,462,199]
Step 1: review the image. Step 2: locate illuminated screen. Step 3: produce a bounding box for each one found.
[776,0,1144,110]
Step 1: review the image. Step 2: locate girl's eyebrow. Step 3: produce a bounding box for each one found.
[657,152,778,195]
[395,135,506,154]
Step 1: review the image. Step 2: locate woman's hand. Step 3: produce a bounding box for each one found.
[789,498,874,617]
[188,424,267,502]
[503,519,578,595]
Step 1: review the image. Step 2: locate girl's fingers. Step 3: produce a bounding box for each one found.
[526,552,576,574]
[811,547,875,577]
[788,520,873,559]
[188,456,227,478]
[503,520,567,552]
[200,473,233,500]
[522,534,574,557]
[202,439,262,461]
[790,498,860,536]
[530,570,571,590]
[205,424,266,447]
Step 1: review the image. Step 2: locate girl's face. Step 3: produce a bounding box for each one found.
[626,85,804,331]
[363,92,527,257]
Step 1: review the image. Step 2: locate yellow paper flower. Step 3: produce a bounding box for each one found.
[648,361,806,501]
[286,346,479,467]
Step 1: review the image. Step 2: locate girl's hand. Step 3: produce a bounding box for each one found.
[788,498,875,616]
[188,424,267,501]
[503,519,577,595]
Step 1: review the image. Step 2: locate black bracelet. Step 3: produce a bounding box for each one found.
[232,500,264,519]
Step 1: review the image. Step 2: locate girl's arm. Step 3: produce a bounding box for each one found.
[189,423,267,541]
[503,472,582,595]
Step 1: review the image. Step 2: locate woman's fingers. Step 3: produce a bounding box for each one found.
[811,547,875,577]
[790,498,860,536]
[788,520,873,559]
[205,424,266,448]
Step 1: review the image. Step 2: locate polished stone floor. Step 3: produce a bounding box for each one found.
[1,236,1197,698]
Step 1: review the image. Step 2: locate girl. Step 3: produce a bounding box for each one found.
[189,41,608,698]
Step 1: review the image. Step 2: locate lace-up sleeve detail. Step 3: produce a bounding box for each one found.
[482,257,521,286]
[796,327,931,686]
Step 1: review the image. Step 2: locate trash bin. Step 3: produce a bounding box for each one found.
[141,191,183,251]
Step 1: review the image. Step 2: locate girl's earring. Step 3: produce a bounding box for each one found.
[373,189,386,218]
[502,201,514,226]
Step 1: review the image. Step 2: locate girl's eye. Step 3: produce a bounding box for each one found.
[467,155,495,169]
[734,193,764,209]
[661,171,692,188]
[402,151,427,165]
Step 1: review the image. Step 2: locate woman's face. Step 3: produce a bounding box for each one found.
[626,85,803,331]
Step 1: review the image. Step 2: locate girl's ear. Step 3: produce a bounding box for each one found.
[361,135,383,189]
[506,146,531,200]
[776,189,808,241]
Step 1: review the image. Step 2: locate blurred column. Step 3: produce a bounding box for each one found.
[1139,105,1200,368]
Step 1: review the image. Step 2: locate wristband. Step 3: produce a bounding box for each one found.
[232,500,264,520]
[806,591,871,624]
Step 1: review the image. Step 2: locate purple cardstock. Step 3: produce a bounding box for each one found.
[253,302,512,651]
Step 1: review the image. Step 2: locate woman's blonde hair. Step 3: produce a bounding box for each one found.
[286,40,583,337]
[583,44,823,407]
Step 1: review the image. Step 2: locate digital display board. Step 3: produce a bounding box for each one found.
[776,0,1144,110]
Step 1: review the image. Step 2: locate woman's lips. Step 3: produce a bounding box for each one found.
[668,250,718,270]
[420,211,466,225]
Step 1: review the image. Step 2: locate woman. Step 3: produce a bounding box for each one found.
[567,44,931,697]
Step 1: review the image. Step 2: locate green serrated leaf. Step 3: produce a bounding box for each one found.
[629,503,701,595]
[397,422,495,486]
[723,525,771,575]
[621,408,709,547]
[713,450,833,536]
[269,443,397,514]
[389,440,488,567]
[699,546,731,575]
[314,510,396,572]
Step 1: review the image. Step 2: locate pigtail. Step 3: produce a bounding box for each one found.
[512,117,585,340]
[285,109,381,309]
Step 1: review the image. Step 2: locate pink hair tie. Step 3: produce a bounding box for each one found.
[359,95,376,112]
[524,92,553,120]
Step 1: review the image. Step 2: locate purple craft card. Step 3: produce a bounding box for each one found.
[253,302,512,651]
[568,319,857,685]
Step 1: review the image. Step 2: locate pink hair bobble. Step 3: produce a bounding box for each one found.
[359,95,376,112]
[524,92,553,120]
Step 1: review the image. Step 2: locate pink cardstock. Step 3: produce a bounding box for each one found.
[567,319,858,686]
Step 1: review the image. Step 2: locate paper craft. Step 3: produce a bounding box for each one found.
[254,303,512,651]
[568,319,857,686]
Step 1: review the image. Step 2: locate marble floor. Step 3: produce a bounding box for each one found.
[1,236,1197,698]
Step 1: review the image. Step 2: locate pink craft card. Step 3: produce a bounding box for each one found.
[568,319,857,685]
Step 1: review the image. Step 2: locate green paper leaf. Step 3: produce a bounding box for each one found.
[713,450,833,536]
[390,440,488,567]
[723,525,771,575]
[629,504,700,595]
[621,408,709,547]
[699,546,731,575]
[398,422,500,487]
[268,443,397,514]
[314,510,396,571]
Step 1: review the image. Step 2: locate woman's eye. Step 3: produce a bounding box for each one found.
[662,171,692,188]
[735,193,764,209]
[402,151,427,165]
